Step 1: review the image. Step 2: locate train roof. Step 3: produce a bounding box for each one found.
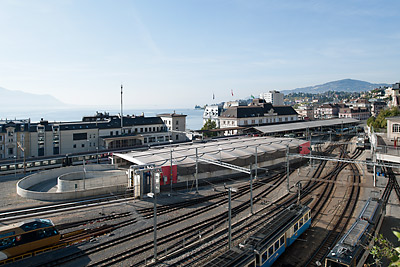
[326,198,384,265]
[326,219,370,264]
[0,219,54,235]
[206,247,254,267]
[242,204,309,252]
[359,198,382,223]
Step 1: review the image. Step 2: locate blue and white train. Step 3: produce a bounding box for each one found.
[325,198,385,267]
[207,204,311,267]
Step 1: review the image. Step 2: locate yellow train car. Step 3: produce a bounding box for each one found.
[0,218,60,261]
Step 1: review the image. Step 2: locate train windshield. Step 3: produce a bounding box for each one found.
[21,219,53,231]
[325,259,349,267]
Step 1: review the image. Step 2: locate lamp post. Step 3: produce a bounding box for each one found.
[169,140,173,193]
[151,171,158,261]
[195,147,199,194]
[250,163,253,215]
[14,156,17,178]
[96,147,99,164]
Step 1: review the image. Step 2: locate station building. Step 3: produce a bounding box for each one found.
[0,112,188,160]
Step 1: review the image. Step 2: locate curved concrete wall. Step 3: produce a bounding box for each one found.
[57,170,128,192]
[16,164,127,201]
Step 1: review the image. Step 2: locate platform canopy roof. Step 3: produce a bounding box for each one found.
[252,118,360,134]
[114,136,306,167]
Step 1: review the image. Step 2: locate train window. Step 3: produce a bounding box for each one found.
[274,240,279,250]
[268,246,274,257]
[262,251,268,262]
[299,218,303,227]
[0,232,15,239]
[305,213,308,221]
[280,236,284,246]
[0,236,16,250]
[294,222,299,232]
[247,262,256,267]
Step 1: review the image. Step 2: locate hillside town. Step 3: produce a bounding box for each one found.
[202,82,400,134]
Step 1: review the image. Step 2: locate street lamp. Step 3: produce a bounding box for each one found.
[14,156,17,178]
[96,147,99,164]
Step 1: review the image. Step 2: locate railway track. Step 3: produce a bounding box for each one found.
[0,193,135,222]
[24,169,290,266]
[145,143,357,266]
[305,145,361,266]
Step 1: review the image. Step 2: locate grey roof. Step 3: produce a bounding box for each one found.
[114,136,306,167]
[220,103,297,118]
[252,118,359,134]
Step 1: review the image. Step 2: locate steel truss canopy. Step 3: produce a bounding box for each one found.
[114,136,305,168]
[252,118,360,134]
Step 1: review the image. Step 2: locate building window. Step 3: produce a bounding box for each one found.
[176,121,179,125]
[82,144,85,148]
[176,134,179,140]
[0,136,2,141]
[8,148,13,155]
[73,133,88,141]
[110,131,113,136]
[393,124,400,133]
[73,144,76,148]
[116,131,119,135]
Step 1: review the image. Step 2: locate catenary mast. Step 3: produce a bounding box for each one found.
[121,84,123,134]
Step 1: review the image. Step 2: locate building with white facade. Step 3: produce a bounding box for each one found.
[0,112,188,160]
[202,105,222,128]
[260,90,284,106]
[338,107,370,120]
[295,105,314,120]
[158,112,187,142]
[219,98,298,135]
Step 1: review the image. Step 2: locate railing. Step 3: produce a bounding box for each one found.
[376,145,400,157]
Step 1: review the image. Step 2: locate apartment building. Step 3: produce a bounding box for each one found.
[260,90,284,106]
[338,107,370,120]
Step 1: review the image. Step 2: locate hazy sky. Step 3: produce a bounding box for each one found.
[0,0,399,109]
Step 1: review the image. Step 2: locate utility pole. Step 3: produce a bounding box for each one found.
[120,84,123,135]
[250,163,253,215]
[286,144,290,192]
[195,147,199,193]
[170,146,173,193]
[228,188,232,249]
[152,170,158,261]
[17,141,26,175]
[255,146,258,179]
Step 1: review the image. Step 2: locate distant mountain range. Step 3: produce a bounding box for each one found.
[282,79,390,94]
[0,86,67,112]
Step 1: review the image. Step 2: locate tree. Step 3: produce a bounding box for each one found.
[369,230,400,266]
[201,119,218,137]
[367,107,400,130]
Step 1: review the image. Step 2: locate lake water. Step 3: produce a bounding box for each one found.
[0,108,205,131]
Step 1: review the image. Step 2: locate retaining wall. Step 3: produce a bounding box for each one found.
[16,164,127,201]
